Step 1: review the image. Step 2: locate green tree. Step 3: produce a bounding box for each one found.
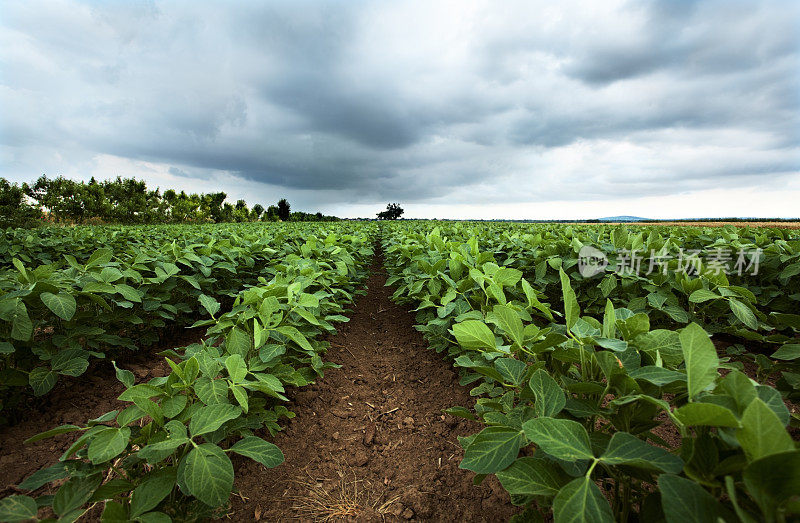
[277,199,291,221]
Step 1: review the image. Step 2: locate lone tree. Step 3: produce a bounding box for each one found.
[377,203,404,220]
[277,198,291,221]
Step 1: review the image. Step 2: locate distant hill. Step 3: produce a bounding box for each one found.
[598,216,649,222]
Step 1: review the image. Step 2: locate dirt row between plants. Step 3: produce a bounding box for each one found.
[229,254,516,521]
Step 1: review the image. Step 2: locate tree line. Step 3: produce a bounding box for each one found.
[0,175,338,228]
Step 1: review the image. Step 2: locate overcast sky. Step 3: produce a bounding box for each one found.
[1,0,798,219]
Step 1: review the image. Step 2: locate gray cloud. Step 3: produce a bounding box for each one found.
[0,0,798,216]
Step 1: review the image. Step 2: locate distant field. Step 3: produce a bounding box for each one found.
[635,221,800,229]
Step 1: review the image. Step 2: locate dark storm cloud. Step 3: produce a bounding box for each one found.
[0,0,798,214]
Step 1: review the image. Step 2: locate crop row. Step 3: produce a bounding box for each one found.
[383,223,798,522]
[0,225,328,421]
[0,225,374,521]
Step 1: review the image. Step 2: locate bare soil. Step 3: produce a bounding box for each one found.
[229,255,517,522]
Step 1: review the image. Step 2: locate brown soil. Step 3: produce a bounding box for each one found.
[229,255,517,522]
[0,327,205,496]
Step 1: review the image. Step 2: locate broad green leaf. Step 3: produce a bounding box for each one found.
[9,300,32,341]
[495,457,565,497]
[529,369,566,417]
[225,327,251,357]
[112,361,134,388]
[743,450,800,516]
[178,443,233,507]
[553,477,614,523]
[53,475,102,516]
[492,305,524,348]
[198,294,220,317]
[225,354,247,383]
[599,432,683,473]
[452,320,496,351]
[673,403,741,428]
[729,299,758,330]
[276,326,313,352]
[680,323,718,400]
[688,289,719,303]
[40,292,77,321]
[771,343,800,361]
[559,268,580,330]
[522,417,594,461]
[0,495,37,522]
[88,427,131,464]
[628,366,687,386]
[736,398,794,461]
[194,377,229,405]
[229,436,284,468]
[28,367,57,396]
[494,358,526,386]
[18,463,69,491]
[189,404,242,437]
[130,468,177,518]
[459,426,524,474]
[658,474,726,523]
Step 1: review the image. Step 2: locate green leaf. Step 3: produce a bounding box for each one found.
[495,358,526,386]
[24,424,82,444]
[28,367,57,396]
[40,291,77,321]
[198,294,220,317]
[529,369,566,417]
[459,426,525,474]
[225,354,247,383]
[452,320,496,351]
[189,404,242,437]
[130,468,177,518]
[225,327,252,357]
[672,403,741,428]
[771,343,800,361]
[599,432,683,473]
[229,436,284,468]
[0,495,38,522]
[0,342,13,355]
[522,417,594,461]
[736,398,795,461]
[743,450,800,516]
[553,477,614,523]
[559,268,580,330]
[628,366,687,386]
[18,463,70,491]
[492,305,524,348]
[729,299,758,330]
[178,443,233,507]
[53,475,102,516]
[114,283,141,302]
[680,323,718,400]
[101,501,128,521]
[658,474,726,523]
[9,301,32,341]
[495,457,565,497]
[276,326,313,352]
[88,427,131,464]
[688,289,719,303]
[194,377,228,406]
[602,299,616,338]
